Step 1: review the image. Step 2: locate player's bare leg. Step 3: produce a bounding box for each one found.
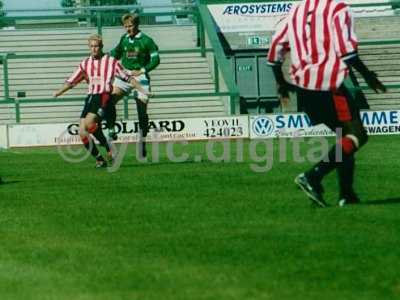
[131,78,153,99]
[79,117,102,167]
[86,113,114,166]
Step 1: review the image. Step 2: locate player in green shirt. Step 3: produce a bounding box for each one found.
[107,13,160,157]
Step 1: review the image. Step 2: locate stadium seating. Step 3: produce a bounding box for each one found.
[0,25,227,124]
[355,16,400,110]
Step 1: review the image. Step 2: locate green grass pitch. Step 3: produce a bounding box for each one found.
[0,136,399,300]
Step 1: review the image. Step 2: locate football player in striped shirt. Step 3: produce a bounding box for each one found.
[106,13,160,157]
[267,0,386,207]
[54,34,147,168]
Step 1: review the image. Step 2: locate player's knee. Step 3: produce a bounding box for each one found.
[86,122,98,134]
[341,130,367,155]
[342,120,368,149]
[79,127,87,138]
[348,126,368,148]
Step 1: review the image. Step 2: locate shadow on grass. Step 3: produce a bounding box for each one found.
[362,198,400,206]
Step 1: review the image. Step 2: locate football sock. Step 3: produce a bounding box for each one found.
[105,98,117,130]
[81,136,100,158]
[306,145,337,182]
[96,154,105,161]
[306,136,357,183]
[93,127,111,152]
[337,153,355,197]
[136,99,149,137]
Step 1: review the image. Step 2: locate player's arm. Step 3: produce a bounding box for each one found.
[344,54,386,93]
[53,67,85,97]
[114,60,131,82]
[333,5,386,93]
[143,38,160,73]
[53,82,73,98]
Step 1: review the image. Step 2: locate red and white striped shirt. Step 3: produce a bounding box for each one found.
[67,54,130,95]
[267,0,358,91]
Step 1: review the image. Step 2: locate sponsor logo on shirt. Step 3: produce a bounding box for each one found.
[126,51,139,58]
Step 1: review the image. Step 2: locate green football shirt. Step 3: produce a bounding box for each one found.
[110,31,160,73]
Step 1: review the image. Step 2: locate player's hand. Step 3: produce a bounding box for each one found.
[278,84,289,99]
[130,69,143,76]
[277,81,295,98]
[365,71,387,93]
[280,95,290,108]
[129,78,138,87]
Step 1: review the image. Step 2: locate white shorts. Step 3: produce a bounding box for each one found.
[114,74,150,102]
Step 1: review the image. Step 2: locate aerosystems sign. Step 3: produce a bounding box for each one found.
[250,111,400,139]
[7,116,248,147]
[208,2,294,33]
[208,0,394,34]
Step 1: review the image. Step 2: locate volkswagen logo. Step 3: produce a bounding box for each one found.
[253,117,275,136]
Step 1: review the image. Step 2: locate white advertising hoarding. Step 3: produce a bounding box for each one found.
[208,2,295,33]
[4,110,400,147]
[208,0,394,34]
[0,125,8,149]
[8,116,249,147]
[250,110,400,139]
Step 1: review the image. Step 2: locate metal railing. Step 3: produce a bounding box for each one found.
[197,2,240,114]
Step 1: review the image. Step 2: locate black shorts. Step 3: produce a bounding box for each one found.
[297,85,360,131]
[80,93,111,119]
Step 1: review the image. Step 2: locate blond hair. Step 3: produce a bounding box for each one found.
[121,13,140,25]
[88,34,103,48]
